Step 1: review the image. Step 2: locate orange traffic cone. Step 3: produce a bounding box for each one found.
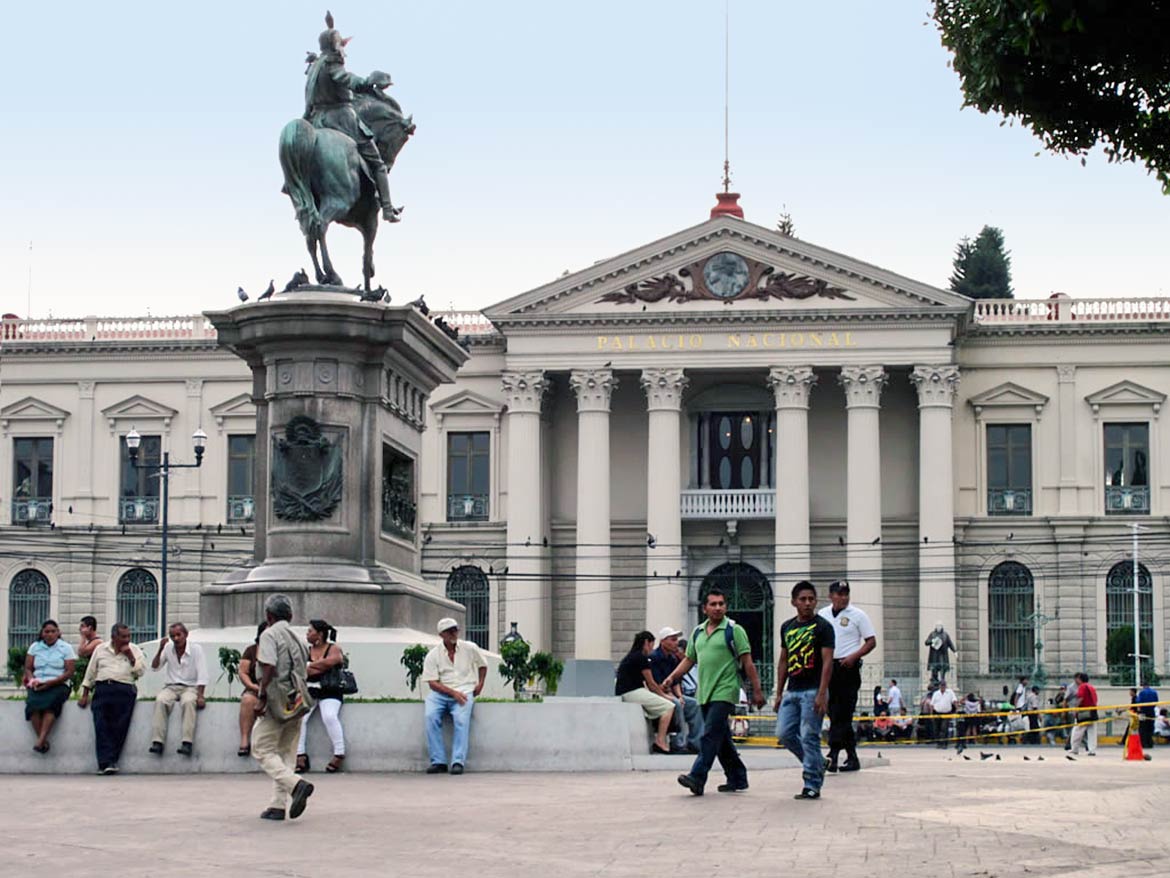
[1125,715,1145,762]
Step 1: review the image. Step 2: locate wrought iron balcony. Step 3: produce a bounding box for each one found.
[680,488,775,520]
[227,495,255,523]
[1105,485,1149,515]
[447,493,489,522]
[11,497,52,524]
[987,487,1032,516]
[120,497,160,524]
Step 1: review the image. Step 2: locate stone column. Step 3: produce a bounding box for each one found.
[641,368,689,631]
[839,366,887,666]
[502,370,550,650]
[769,366,816,592]
[1056,365,1078,514]
[569,369,616,660]
[911,365,960,675]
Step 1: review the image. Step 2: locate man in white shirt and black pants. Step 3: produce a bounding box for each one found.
[818,581,876,773]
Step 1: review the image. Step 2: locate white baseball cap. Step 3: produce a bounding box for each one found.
[657,625,682,641]
[437,617,459,633]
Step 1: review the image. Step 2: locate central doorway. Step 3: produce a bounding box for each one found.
[698,562,774,695]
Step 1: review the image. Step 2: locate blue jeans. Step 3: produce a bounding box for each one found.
[425,690,475,766]
[672,695,703,750]
[778,688,825,792]
[688,700,747,788]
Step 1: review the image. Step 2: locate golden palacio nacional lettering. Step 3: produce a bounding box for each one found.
[596,330,858,351]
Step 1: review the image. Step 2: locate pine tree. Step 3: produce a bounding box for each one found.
[949,225,1013,299]
[775,206,796,238]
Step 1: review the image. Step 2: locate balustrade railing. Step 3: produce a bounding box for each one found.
[973,297,1170,325]
[1,314,217,343]
[680,488,775,519]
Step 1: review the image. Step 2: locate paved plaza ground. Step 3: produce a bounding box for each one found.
[6,747,1164,878]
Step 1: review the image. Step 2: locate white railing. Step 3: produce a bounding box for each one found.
[1,315,217,343]
[433,311,496,335]
[973,297,1170,325]
[680,488,775,519]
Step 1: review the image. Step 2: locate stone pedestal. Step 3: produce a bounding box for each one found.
[200,290,467,630]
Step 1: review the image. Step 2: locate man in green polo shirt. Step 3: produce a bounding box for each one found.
[661,587,765,795]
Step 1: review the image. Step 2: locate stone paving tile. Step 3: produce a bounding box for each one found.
[3,748,1165,878]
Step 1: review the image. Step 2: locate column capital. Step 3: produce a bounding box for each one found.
[640,368,689,412]
[767,366,817,410]
[911,365,960,408]
[501,370,549,414]
[838,366,887,409]
[569,368,617,413]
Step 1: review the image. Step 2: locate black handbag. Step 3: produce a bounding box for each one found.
[319,647,359,695]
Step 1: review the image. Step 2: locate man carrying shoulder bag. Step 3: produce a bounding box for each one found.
[252,593,316,821]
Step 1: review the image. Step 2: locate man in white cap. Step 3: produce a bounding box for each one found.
[420,617,488,775]
[649,626,703,753]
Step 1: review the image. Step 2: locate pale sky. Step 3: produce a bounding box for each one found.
[2,1,1167,320]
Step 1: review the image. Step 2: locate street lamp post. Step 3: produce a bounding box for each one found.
[126,426,207,639]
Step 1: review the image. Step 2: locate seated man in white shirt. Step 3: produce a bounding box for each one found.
[149,622,207,756]
[420,617,488,775]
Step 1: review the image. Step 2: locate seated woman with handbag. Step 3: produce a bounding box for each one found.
[296,619,350,773]
[24,619,77,754]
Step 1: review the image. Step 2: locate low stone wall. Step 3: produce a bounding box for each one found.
[0,697,650,774]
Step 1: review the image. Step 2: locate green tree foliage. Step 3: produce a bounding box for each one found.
[498,638,531,700]
[401,644,429,693]
[949,225,1014,299]
[933,0,1170,192]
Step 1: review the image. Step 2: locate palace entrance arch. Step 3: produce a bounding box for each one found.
[698,562,774,694]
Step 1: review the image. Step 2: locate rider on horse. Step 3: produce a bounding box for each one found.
[305,19,401,223]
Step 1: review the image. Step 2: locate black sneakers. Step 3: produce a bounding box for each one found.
[677,774,705,796]
[794,788,821,800]
[426,763,448,774]
[259,808,286,821]
[450,763,465,775]
[839,756,861,772]
[716,782,749,793]
[149,742,164,755]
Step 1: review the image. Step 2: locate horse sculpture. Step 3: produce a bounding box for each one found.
[279,77,414,293]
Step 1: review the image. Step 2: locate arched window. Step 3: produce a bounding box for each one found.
[988,561,1034,674]
[1106,560,1153,679]
[445,566,490,649]
[116,568,158,642]
[8,569,50,652]
[699,563,774,694]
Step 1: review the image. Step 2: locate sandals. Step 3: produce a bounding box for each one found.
[296,754,310,773]
[326,755,345,773]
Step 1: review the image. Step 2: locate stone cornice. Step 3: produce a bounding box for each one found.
[568,369,617,413]
[767,366,817,410]
[640,368,689,412]
[484,217,968,318]
[961,324,1169,342]
[839,366,887,408]
[489,308,967,335]
[911,365,961,409]
[0,341,224,358]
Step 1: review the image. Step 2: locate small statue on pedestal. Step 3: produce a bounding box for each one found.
[925,621,956,683]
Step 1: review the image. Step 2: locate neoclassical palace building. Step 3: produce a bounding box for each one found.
[2,206,1168,693]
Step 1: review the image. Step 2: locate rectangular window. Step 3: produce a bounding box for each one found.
[227,434,256,522]
[447,431,490,521]
[986,424,1032,515]
[1104,423,1149,515]
[382,444,416,538]
[120,434,161,524]
[12,437,53,524]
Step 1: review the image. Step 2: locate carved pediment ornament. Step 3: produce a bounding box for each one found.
[595,252,854,306]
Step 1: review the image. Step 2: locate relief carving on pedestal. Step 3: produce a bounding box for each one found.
[271,415,343,521]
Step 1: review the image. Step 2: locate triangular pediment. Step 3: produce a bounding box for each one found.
[209,393,256,419]
[101,394,178,421]
[968,382,1049,412]
[1085,380,1166,411]
[484,216,969,323]
[0,396,71,422]
[432,389,504,416]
